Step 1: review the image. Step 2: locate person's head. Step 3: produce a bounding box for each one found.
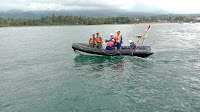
[116,30,120,35]
[110,33,114,37]
[129,40,132,43]
[92,34,95,38]
[96,32,99,36]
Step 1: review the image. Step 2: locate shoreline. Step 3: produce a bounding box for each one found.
[0,22,199,28]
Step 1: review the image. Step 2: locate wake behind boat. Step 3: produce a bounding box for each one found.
[72,43,153,57]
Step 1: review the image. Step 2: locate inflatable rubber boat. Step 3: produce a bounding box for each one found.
[72,43,153,57]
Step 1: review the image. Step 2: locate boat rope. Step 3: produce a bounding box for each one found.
[77,43,126,56]
[75,43,148,56]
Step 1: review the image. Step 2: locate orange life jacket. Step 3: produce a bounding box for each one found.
[116,34,122,43]
[130,42,136,49]
[107,41,114,47]
[89,37,96,43]
[96,35,102,43]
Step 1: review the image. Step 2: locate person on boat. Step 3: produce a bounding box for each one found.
[89,34,96,48]
[115,30,123,50]
[105,33,115,42]
[129,40,137,49]
[96,32,102,49]
[106,39,115,50]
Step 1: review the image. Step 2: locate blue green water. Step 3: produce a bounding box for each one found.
[0,23,200,112]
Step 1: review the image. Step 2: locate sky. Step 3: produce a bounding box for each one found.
[0,0,200,13]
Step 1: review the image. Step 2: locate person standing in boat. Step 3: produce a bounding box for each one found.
[106,39,115,50]
[115,30,123,50]
[96,32,102,49]
[89,34,96,48]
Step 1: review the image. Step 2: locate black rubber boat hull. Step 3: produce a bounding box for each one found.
[72,43,153,57]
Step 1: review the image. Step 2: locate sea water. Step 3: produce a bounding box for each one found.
[0,23,200,112]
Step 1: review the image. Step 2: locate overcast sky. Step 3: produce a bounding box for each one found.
[0,0,200,13]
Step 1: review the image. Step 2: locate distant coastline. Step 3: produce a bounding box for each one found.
[0,22,199,28]
[0,15,199,27]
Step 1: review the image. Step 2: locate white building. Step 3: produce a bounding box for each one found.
[194,17,200,21]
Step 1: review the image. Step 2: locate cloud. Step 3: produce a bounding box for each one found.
[138,0,200,13]
[27,0,137,11]
[0,0,137,11]
[0,0,200,13]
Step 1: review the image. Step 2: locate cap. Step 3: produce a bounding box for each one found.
[110,33,113,35]
[129,40,132,43]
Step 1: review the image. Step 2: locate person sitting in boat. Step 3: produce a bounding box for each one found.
[89,34,96,48]
[115,30,123,50]
[129,40,137,49]
[96,32,102,49]
[105,33,115,42]
[106,39,115,50]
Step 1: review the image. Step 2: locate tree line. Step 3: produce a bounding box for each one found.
[0,14,193,26]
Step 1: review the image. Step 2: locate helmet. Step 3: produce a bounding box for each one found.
[110,33,113,35]
[116,30,120,33]
[111,39,115,41]
[129,40,132,43]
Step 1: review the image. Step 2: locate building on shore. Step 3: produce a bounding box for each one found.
[192,17,200,22]
[157,20,169,23]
